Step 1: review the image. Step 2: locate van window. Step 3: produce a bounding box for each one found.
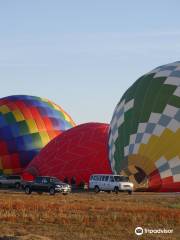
[114,176,129,182]
[102,176,106,181]
[93,176,97,181]
[110,176,114,182]
[105,176,109,181]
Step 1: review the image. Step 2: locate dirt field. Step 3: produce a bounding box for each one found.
[0,190,179,240]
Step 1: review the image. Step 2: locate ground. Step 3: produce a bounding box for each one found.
[0,190,179,240]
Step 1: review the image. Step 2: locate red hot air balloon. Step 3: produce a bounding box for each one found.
[24,123,112,185]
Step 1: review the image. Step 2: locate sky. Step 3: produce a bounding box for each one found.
[0,0,180,124]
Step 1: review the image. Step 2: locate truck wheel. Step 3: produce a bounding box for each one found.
[114,187,119,194]
[15,182,20,189]
[49,187,55,195]
[25,186,31,195]
[128,191,132,195]
[94,186,100,193]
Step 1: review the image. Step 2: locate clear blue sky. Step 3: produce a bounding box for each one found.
[0,0,180,124]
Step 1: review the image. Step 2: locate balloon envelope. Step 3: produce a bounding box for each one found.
[24,122,112,184]
[109,61,180,192]
[0,95,75,174]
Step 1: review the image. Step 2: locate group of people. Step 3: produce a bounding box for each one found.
[63,176,76,186]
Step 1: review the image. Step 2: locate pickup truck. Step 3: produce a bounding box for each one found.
[23,176,71,195]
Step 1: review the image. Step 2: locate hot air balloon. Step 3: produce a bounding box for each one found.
[24,123,112,185]
[0,95,75,175]
[109,61,180,192]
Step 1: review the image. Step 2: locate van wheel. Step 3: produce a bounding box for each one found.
[94,186,100,193]
[114,187,119,194]
[25,186,31,195]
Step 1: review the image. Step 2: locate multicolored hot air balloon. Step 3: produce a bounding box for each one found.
[24,123,112,184]
[0,95,75,175]
[109,61,180,192]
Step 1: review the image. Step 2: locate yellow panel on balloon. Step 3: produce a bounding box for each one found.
[0,105,10,114]
[164,129,180,160]
[140,135,159,157]
[39,131,50,146]
[13,110,25,122]
[138,129,172,161]
[128,154,153,175]
[152,129,173,160]
[26,119,38,133]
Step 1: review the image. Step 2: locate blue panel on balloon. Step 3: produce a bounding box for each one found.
[7,139,17,153]
[16,136,25,151]
[0,115,7,128]
[0,126,13,140]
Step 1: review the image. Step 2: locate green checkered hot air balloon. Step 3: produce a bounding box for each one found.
[109,61,180,192]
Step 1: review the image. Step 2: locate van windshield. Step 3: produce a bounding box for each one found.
[114,176,129,182]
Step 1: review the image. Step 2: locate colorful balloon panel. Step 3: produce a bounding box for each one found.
[0,95,75,174]
[109,61,180,192]
[24,123,112,184]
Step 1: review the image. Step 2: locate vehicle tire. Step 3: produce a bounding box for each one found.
[128,191,132,195]
[63,193,68,195]
[107,190,111,194]
[94,186,100,193]
[49,187,55,195]
[25,186,31,195]
[114,187,119,194]
[15,182,20,189]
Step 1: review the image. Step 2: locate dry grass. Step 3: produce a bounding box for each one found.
[0,191,179,240]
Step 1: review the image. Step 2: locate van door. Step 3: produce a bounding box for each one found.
[108,176,115,190]
[100,176,106,190]
[103,176,111,190]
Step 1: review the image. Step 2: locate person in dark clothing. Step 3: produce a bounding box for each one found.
[64,177,69,184]
[70,176,76,186]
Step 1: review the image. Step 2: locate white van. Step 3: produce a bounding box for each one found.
[89,174,134,194]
